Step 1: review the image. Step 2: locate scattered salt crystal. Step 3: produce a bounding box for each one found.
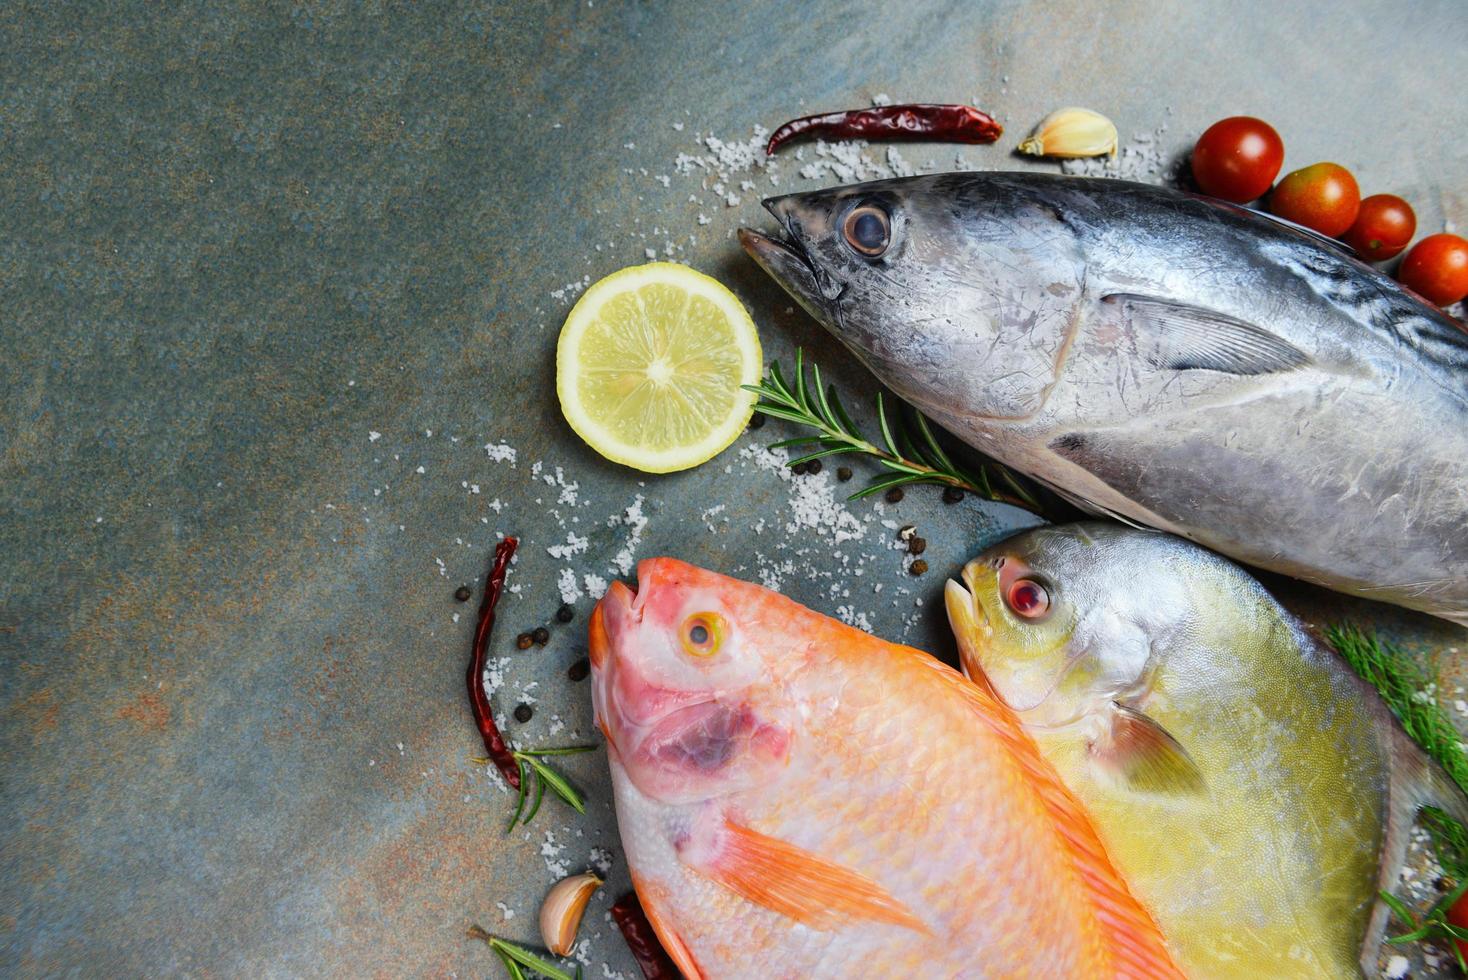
[583,573,609,599]
[368,431,381,442]
[496,902,516,920]
[558,567,583,604]
[1384,954,1409,978]
[548,532,590,559]
[484,442,517,464]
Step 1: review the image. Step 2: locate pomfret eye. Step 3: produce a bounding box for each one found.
[681,612,725,658]
[1005,579,1051,620]
[843,204,890,257]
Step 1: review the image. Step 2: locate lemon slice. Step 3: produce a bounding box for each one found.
[556,263,762,473]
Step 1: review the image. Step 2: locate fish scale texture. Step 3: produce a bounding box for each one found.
[598,559,1181,978]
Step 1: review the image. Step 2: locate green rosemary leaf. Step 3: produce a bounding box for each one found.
[1379,889,1417,927]
[522,767,547,825]
[749,404,815,425]
[875,392,900,458]
[793,349,812,414]
[767,363,793,403]
[520,745,597,757]
[811,362,840,432]
[497,948,528,980]
[488,936,578,980]
[506,757,531,833]
[827,384,860,438]
[875,457,929,476]
[787,446,866,467]
[849,473,928,500]
[767,435,838,451]
[911,411,956,473]
[526,756,586,815]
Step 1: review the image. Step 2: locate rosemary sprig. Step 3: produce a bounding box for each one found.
[1326,623,1468,964]
[467,926,582,980]
[742,349,1041,512]
[472,745,596,832]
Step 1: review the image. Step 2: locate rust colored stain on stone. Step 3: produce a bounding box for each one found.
[116,691,172,732]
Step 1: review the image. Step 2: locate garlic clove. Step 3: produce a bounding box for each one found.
[1017,107,1118,159]
[539,872,603,956]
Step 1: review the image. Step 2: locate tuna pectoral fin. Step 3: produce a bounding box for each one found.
[685,818,928,935]
[1091,702,1205,796]
[1103,292,1312,375]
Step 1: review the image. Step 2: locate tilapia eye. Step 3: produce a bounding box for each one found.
[680,612,725,658]
[1005,579,1050,620]
[842,204,890,257]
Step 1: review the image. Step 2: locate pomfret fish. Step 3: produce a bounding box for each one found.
[944,522,1468,978]
[590,557,1181,978]
[739,172,1468,626]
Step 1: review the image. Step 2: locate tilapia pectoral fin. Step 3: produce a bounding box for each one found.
[1091,702,1206,796]
[1103,292,1312,375]
[629,873,707,980]
[686,818,930,935]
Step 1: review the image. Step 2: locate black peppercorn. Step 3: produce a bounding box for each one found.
[531,626,550,646]
[513,703,533,723]
[910,559,929,576]
[567,657,590,682]
[807,459,822,475]
[908,536,927,555]
[943,486,965,504]
[516,632,534,650]
[454,585,472,602]
[836,466,852,482]
[884,486,905,504]
[555,604,574,623]
[748,413,765,429]
[791,461,808,475]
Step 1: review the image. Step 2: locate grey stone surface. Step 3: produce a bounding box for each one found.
[2,1,1465,975]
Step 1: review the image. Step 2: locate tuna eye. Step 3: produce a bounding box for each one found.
[843,205,890,257]
[1005,579,1050,620]
[681,613,725,658]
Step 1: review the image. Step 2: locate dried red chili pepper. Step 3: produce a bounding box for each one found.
[467,536,520,789]
[611,891,679,979]
[765,103,1002,155]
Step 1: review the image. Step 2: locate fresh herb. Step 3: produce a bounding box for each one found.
[742,350,1041,511]
[1380,879,1468,973]
[489,746,598,832]
[467,926,582,980]
[1326,623,1468,964]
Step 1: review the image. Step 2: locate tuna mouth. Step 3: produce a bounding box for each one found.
[739,202,844,304]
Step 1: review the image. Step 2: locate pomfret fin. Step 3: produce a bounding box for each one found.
[1090,701,1205,795]
[683,817,929,934]
[1103,292,1312,375]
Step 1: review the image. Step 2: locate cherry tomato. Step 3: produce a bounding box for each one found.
[1447,891,1468,964]
[1190,117,1284,203]
[1342,195,1417,261]
[1269,162,1361,237]
[1397,233,1468,306]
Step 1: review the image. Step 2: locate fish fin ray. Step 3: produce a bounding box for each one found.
[922,662,1184,977]
[1105,292,1312,375]
[631,873,706,980]
[689,819,929,935]
[1091,702,1206,795]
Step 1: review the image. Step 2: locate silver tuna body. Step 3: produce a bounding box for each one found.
[739,173,1468,626]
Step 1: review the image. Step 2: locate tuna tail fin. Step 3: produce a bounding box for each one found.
[1362,728,1468,974]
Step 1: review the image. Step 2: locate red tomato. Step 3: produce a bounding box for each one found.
[1190,117,1284,203]
[1343,194,1416,261]
[1397,233,1468,306]
[1269,163,1361,237]
[1448,891,1468,964]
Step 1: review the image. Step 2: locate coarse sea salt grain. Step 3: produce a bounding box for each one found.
[558,567,583,604]
[484,442,517,464]
[547,532,590,559]
[1383,954,1409,979]
[583,573,609,599]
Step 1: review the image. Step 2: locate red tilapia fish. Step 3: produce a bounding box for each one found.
[589,557,1182,978]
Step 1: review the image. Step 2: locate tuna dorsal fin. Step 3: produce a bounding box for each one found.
[1091,702,1205,796]
[686,818,928,934]
[1103,292,1312,375]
